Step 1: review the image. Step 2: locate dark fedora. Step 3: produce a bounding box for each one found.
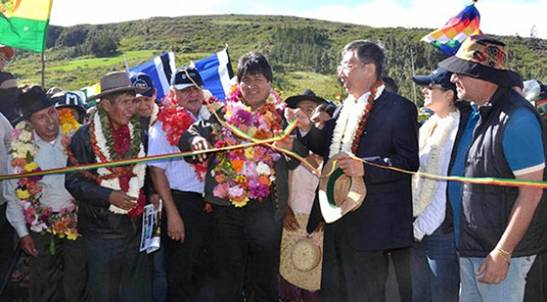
[18,86,56,119]
[439,35,510,87]
[285,89,327,109]
[88,71,146,101]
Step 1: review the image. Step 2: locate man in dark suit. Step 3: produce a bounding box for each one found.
[180,52,309,302]
[293,40,419,301]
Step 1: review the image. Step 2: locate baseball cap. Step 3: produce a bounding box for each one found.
[412,68,456,92]
[130,72,155,97]
[171,67,203,91]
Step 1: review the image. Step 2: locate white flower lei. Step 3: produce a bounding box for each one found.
[329,85,384,158]
[412,110,460,216]
[92,112,146,214]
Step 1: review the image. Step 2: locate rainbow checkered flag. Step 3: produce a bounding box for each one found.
[421,3,481,56]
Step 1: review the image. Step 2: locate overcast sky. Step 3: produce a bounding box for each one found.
[49,0,546,38]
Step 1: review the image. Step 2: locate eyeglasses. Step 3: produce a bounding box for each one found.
[337,62,366,73]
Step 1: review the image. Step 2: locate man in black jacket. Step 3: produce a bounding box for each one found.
[292,40,419,301]
[65,71,151,302]
[182,53,309,302]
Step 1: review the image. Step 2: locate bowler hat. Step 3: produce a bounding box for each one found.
[285,89,326,109]
[18,86,56,119]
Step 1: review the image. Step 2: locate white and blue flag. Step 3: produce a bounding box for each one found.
[191,48,234,100]
[130,52,176,100]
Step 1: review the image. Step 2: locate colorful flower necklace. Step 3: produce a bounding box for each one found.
[329,81,384,157]
[88,106,146,217]
[156,99,208,181]
[10,110,80,240]
[211,86,284,207]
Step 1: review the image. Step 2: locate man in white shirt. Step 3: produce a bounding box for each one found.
[148,67,214,301]
[3,86,87,302]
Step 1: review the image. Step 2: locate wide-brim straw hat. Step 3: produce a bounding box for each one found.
[280,213,323,291]
[318,152,367,223]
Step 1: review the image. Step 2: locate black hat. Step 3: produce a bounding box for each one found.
[285,89,327,109]
[130,72,155,97]
[18,86,56,119]
[171,67,203,90]
[412,68,456,92]
[438,35,510,87]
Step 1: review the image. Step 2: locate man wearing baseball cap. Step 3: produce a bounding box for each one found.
[148,66,215,301]
[439,35,546,301]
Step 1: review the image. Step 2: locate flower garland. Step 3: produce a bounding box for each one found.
[412,110,460,216]
[89,106,146,216]
[10,111,80,240]
[211,85,284,207]
[329,81,384,158]
[156,103,208,181]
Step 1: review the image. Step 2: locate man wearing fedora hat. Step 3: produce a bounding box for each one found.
[439,35,546,301]
[3,85,88,301]
[65,71,152,302]
[292,40,419,301]
[279,89,327,302]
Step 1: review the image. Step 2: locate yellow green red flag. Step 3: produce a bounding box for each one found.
[0,0,53,52]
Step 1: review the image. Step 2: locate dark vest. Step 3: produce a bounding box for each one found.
[460,88,547,257]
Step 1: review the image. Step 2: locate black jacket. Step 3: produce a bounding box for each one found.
[441,101,472,234]
[179,105,309,221]
[304,90,419,251]
[65,124,141,239]
[457,88,547,257]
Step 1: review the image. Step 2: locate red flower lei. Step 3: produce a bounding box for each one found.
[351,80,384,154]
[111,125,145,217]
[157,103,208,181]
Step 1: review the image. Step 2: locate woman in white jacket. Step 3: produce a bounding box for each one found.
[411,68,460,302]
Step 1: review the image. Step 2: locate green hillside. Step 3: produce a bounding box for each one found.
[7,14,547,105]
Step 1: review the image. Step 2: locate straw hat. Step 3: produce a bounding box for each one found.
[318,152,367,223]
[280,214,323,291]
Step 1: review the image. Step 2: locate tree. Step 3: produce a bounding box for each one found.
[84,30,119,57]
[55,25,90,47]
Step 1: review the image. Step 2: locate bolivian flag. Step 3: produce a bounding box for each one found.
[0,0,53,52]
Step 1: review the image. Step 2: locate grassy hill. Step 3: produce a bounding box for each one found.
[8,14,547,105]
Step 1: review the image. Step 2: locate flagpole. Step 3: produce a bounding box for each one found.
[41,51,45,87]
[409,47,417,104]
[123,53,130,72]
